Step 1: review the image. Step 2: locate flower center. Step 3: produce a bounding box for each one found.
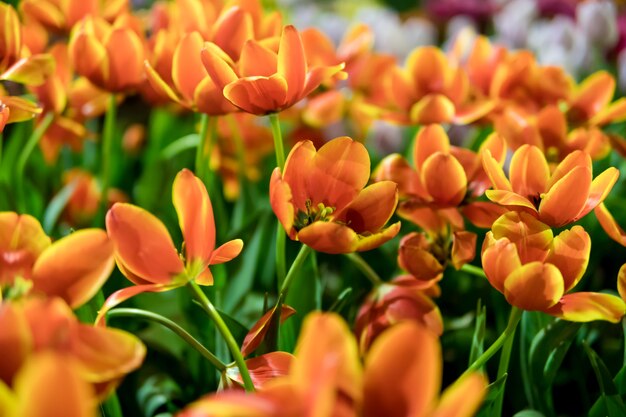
[294,199,336,230]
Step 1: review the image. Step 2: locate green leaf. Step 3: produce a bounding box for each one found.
[469,299,487,366]
[585,342,626,417]
[329,287,353,313]
[136,374,182,417]
[42,180,78,233]
[512,411,546,417]
[160,134,199,160]
[476,373,507,417]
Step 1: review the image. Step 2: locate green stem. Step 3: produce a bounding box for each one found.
[269,113,285,170]
[100,392,124,417]
[461,263,488,279]
[464,306,522,375]
[279,244,312,297]
[187,281,254,392]
[107,308,226,372]
[194,113,211,183]
[98,95,118,223]
[15,112,54,212]
[345,253,383,286]
[493,311,518,417]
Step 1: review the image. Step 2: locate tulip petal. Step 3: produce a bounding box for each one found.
[485,189,537,213]
[545,226,590,292]
[0,303,32,384]
[481,233,521,293]
[410,94,455,125]
[539,165,591,227]
[209,239,243,265]
[212,7,254,61]
[354,221,401,252]
[374,154,427,200]
[172,32,207,102]
[172,168,216,265]
[461,201,508,229]
[363,322,441,417]
[0,54,55,86]
[201,42,239,90]
[281,140,317,212]
[106,203,185,284]
[509,145,549,199]
[240,40,277,77]
[503,262,564,311]
[618,264,626,301]
[576,167,619,220]
[590,97,626,126]
[451,231,477,270]
[545,292,625,323]
[334,181,398,234]
[568,71,614,122]
[398,233,444,282]
[144,61,184,105]
[223,74,288,114]
[227,352,294,389]
[269,168,296,237]
[491,211,552,263]
[297,221,358,254]
[104,27,144,91]
[429,373,487,417]
[481,149,512,191]
[414,125,451,172]
[241,305,296,357]
[31,229,114,309]
[277,25,306,104]
[594,203,626,246]
[421,153,467,206]
[546,150,590,190]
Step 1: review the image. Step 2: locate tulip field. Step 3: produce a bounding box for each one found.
[2,0,626,416]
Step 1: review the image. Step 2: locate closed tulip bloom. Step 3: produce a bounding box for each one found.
[270,137,400,254]
[482,212,626,322]
[483,145,619,227]
[201,25,346,115]
[69,15,145,93]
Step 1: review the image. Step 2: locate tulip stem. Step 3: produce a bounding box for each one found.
[194,114,213,185]
[107,308,226,372]
[269,112,287,285]
[464,306,522,376]
[461,263,487,279]
[492,309,519,417]
[345,253,384,286]
[269,113,285,170]
[187,281,255,392]
[97,95,118,225]
[15,112,54,213]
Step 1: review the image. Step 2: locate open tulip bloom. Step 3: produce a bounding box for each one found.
[97,169,243,324]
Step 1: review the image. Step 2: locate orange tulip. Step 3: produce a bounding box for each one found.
[98,168,243,323]
[482,145,618,227]
[0,297,145,398]
[566,71,626,127]
[0,352,98,417]
[69,15,146,93]
[201,25,346,115]
[270,137,400,254]
[355,275,443,352]
[179,312,487,417]
[20,0,128,34]
[0,212,114,308]
[380,46,493,125]
[482,212,626,321]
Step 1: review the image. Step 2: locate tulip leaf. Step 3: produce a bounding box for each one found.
[136,374,182,417]
[42,179,78,233]
[160,134,199,160]
[469,299,487,366]
[329,287,353,313]
[527,319,581,415]
[476,373,507,417]
[512,411,546,417]
[585,342,626,417]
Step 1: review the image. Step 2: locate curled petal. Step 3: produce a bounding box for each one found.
[503,262,564,311]
[209,239,243,265]
[594,203,626,246]
[241,305,296,357]
[577,167,619,219]
[298,221,359,254]
[31,229,114,309]
[491,212,552,263]
[485,189,537,213]
[545,292,626,323]
[398,232,444,282]
[223,74,288,115]
[354,221,401,252]
[545,226,590,293]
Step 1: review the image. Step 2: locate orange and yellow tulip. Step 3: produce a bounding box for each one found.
[270,137,400,254]
[98,168,243,323]
[179,312,487,417]
[201,25,346,115]
[566,71,626,128]
[0,297,145,398]
[0,212,113,308]
[482,145,618,227]
[69,15,146,93]
[482,212,625,321]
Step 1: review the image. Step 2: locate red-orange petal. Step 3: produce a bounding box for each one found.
[334,181,398,234]
[105,203,185,284]
[209,239,243,265]
[31,229,114,309]
[568,71,614,122]
[374,154,427,200]
[241,305,296,357]
[297,221,359,254]
[226,352,294,389]
[545,292,625,323]
[503,262,564,311]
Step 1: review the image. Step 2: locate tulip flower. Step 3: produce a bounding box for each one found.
[178,312,487,417]
[270,137,400,254]
[201,25,346,115]
[69,15,146,93]
[482,145,619,227]
[0,297,145,398]
[566,71,626,127]
[98,168,243,323]
[482,212,626,322]
[0,212,114,308]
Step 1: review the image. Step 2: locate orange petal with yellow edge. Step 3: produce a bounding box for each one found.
[200,42,239,90]
[0,212,50,284]
[619,264,626,301]
[300,62,346,99]
[461,202,508,229]
[429,372,487,417]
[354,221,401,252]
[539,165,591,227]
[375,154,427,200]
[547,150,590,189]
[172,32,208,102]
[410,94,455,125]
[545,226,590,293]
[31,229,114,309]
[298,221,359,254]
[241,304,296,357]
[172,168,216,264]
[240,40,277,78]
[413,124,450,172]
[209,239,243,265]
[576,167,619,220]
[590,97,626,126]
[491,211,552,263]
[293,313,362,411]
[224,74,288,114]
[277,25,306,104]
[144,61,184,106]
[0,54,55,86]
[421,153,467,207]
[503,262,564,311]
[481,149,512,191]
[406,47,448,93]
[106,203,185,284]
[212,7,254,61]
[13,353,97,417]
[451,231,477,270]
[334,181,398,234]
[509,145,549,199]
[104,27,144,91]
[453,100,494,125]
[481,233,521,293]
[363,322,441,417]
[594,203,626,246]
[545,292,625,323]
[269,168,296,237]
[194,75,239,115]
[485,189,537,213]
[568,71,614,122]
